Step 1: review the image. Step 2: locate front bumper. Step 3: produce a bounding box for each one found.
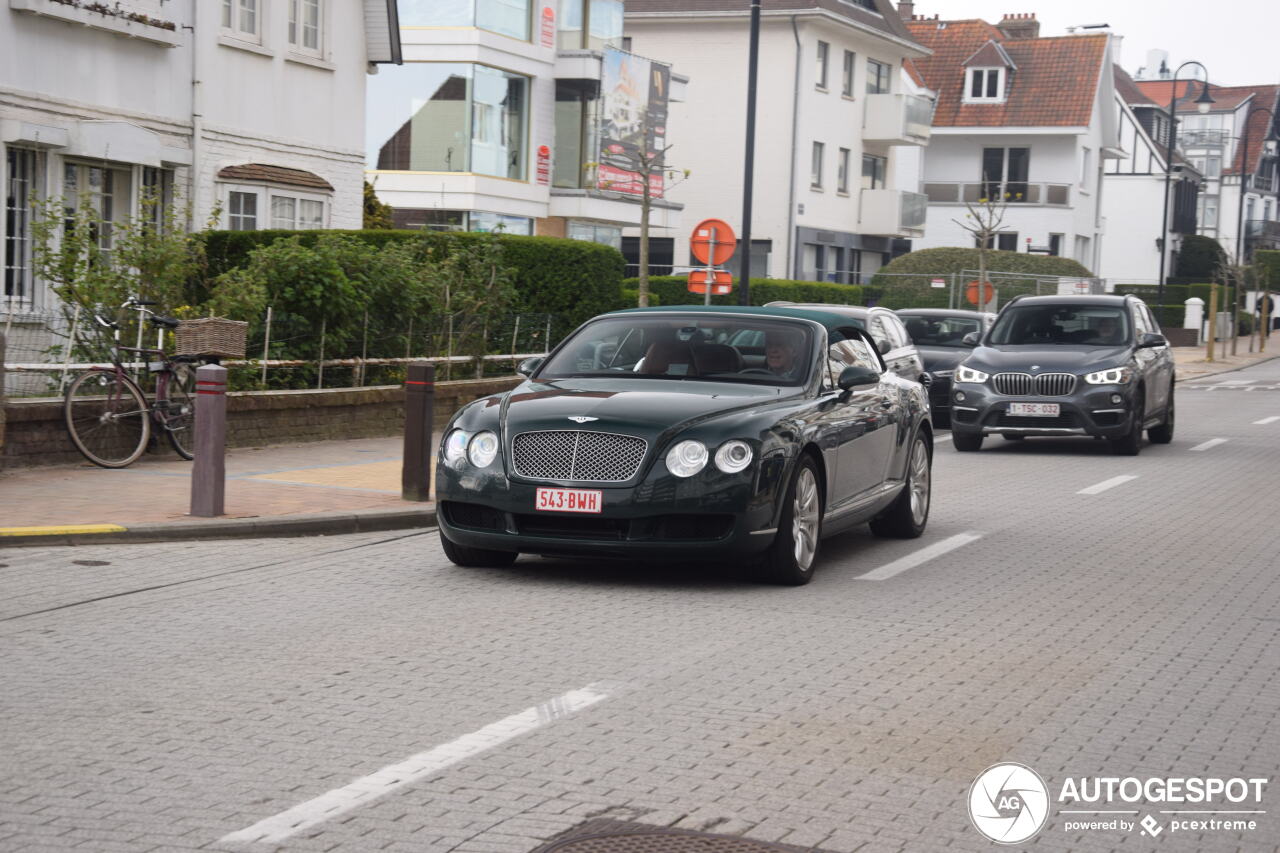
[949,384,1136,438]
[436,457,783,559]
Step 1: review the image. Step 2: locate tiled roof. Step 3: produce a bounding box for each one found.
[216,164,334,191]
[1132,79,1252,112]
[963,40,1014,69]
[904,18,1107,127]
[1114,64,1157,108]
[624,0,920,46]
[1227,86,1280,175]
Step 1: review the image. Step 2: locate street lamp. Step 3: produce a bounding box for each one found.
[1234,104,1278,353]
[1158,62,1214,311]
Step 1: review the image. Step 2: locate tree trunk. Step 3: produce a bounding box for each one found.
[978,242,989,312]
[638,171,651,307]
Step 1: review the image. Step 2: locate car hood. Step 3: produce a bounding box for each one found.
[967,344,1132,372]
[915,345,970,372]
[496,378,792,439]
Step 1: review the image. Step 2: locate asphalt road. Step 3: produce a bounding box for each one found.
[3,360,1279,853]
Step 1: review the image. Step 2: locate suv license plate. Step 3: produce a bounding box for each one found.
[1008,402,1060,417]
[535,487,603,514]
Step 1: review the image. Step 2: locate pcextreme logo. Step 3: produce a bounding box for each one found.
[967,764,1269,845]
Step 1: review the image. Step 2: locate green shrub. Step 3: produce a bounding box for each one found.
[871,247,1094,281]
[623,276,864,308]
[1175,235,1227,279]
[616,288,661,309]
[1256,250,1280,288]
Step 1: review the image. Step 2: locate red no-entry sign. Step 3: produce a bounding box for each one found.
[690,219,737,266]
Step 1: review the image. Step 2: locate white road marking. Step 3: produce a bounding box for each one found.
[1254,416,1280,425]
[220,684,612,844]
[1189,438,1229,452]
[857,532,983,581]
[1077,475,1138,495]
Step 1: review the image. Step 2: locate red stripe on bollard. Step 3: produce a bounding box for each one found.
[405,380,434,386]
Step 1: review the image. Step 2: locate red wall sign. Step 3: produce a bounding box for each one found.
[540,6,555,48]
[536,145,551,185]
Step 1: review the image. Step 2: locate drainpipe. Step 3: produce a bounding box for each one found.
[786,15,801,279]
[188,0,203,228]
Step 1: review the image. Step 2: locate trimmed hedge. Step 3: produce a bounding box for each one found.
[621,277,864,308]
[1258,250,1280,287]
[201,229,625,337]
[871,247,1094,281]
[1175,234,1227,279]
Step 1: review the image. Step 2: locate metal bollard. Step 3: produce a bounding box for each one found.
[190,363,228,517]
[402,363,435,502]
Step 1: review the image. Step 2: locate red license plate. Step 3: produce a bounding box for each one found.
[535,487,603,514]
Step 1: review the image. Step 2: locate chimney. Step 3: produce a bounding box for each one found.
[997,12,1040,40]
[898,1,914,20]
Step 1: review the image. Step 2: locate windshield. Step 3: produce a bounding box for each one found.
[989,305,1130,346]
[536,315,816,386]
[901,315,983,347]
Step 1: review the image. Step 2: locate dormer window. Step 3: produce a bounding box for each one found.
[967,68,1004,102]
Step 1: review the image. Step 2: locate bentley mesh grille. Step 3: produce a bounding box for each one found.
[1034,373,1076,396]
[993,372,1032,395]
[512,430,647,482]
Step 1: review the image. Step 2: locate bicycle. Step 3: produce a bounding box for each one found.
[63,297,202,468]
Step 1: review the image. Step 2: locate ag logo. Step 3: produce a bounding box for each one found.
[968,763,1050,844]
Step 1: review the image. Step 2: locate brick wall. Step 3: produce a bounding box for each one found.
[1,376,521,470]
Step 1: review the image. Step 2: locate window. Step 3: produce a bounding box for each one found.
[221,0,259,39]
[62,162,130,261]
[997,233,1018,252]
[1080,147,1091,188]
[554,80,600,188]
[140,167,174,232]
[861,154,886,190]
[965,68,1004,102]
[1205,156,1221,178]
[228,191,258,231]
[1201,198,1218,229]
[837,148,850,194]
[400,0,532,40]
[816,41,829,89]
[289,0,321,53]
[4,147,43,309]
[811,142,824,189]
[470,211,531,234]
[370,63,530,180]
[842,50,855,97]
[557,0,622,50]
[1048,233,1063,257]
[982,147,1029,200]
[567,221,621,250]
[622,236,674,277]
[825,338,880,389]
[866,59,891,94]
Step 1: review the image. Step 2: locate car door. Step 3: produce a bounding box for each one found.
[1139,302,1174,414]
[816,334,898,510]
[1130,302,1163,414]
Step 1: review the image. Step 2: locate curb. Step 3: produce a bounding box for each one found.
[1176,353,1278,382]
[0,506,437,548]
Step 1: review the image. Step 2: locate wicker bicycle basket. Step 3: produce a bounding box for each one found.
[174,317,248,359]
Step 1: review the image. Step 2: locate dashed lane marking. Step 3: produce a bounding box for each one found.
[219,684,613,844]
[856,532,983,581]
[1077,475,1139,495]
[1254,416,1280,425]
[1189,438,1229,452]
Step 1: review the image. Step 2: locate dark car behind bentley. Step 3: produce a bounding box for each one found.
[436,306,933,585]
[896,308,996,426]
[950,295,1175,455]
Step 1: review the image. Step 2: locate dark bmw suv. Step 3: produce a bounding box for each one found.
[950,295,1175,455]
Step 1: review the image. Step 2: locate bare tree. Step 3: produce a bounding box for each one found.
[952,192,1016,312]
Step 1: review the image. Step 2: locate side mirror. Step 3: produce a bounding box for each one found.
[1137,332,1167,349]
[838,365,881,391]
[876,339,892,355]
[962,332,981,347]
[517,356,543,377]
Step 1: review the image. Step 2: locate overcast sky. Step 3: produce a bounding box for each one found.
[911,0,1280,86]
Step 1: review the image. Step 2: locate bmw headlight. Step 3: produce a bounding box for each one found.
[467,430,499,467]
[666,440,708,477]
[1085,366,1133,385]
[931,369,955,378]
[714,440,754,474]
[955,365,989,383]
[443,429,470,463]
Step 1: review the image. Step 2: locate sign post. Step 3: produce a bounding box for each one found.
[688,218,737,304]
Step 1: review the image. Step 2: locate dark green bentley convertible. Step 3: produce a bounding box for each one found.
[436,306,933,584]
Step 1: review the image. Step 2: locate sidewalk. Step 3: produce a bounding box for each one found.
[2,342,1274,547]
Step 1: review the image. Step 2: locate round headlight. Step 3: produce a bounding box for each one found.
[443,429,470,463]
[665,440,708,478]
[468,430,499,468]
[714,440,754,473]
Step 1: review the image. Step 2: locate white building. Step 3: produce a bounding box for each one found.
[1099,65,1202,284]
[903,13,1121,274]
[622,0,932,283]
[365,0,685,255]
[2,0,399,315]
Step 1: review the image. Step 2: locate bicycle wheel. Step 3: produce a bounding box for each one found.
[64,370,151,468]
[160,363,197,460]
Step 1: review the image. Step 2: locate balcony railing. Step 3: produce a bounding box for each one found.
[1245,219,1280,240]
[863,94,934,147]
[922,181,1071,207]
[1177,129,1230,148]
[859,189,927,237]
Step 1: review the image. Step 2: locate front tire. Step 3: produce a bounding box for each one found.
[758,456,822,585]
[1148,385,1175,444]
[64,371,151,468]
[953,430,984,452]
[1110,396,1144,456]
[870,432,931,539]
[439,530,518,567]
